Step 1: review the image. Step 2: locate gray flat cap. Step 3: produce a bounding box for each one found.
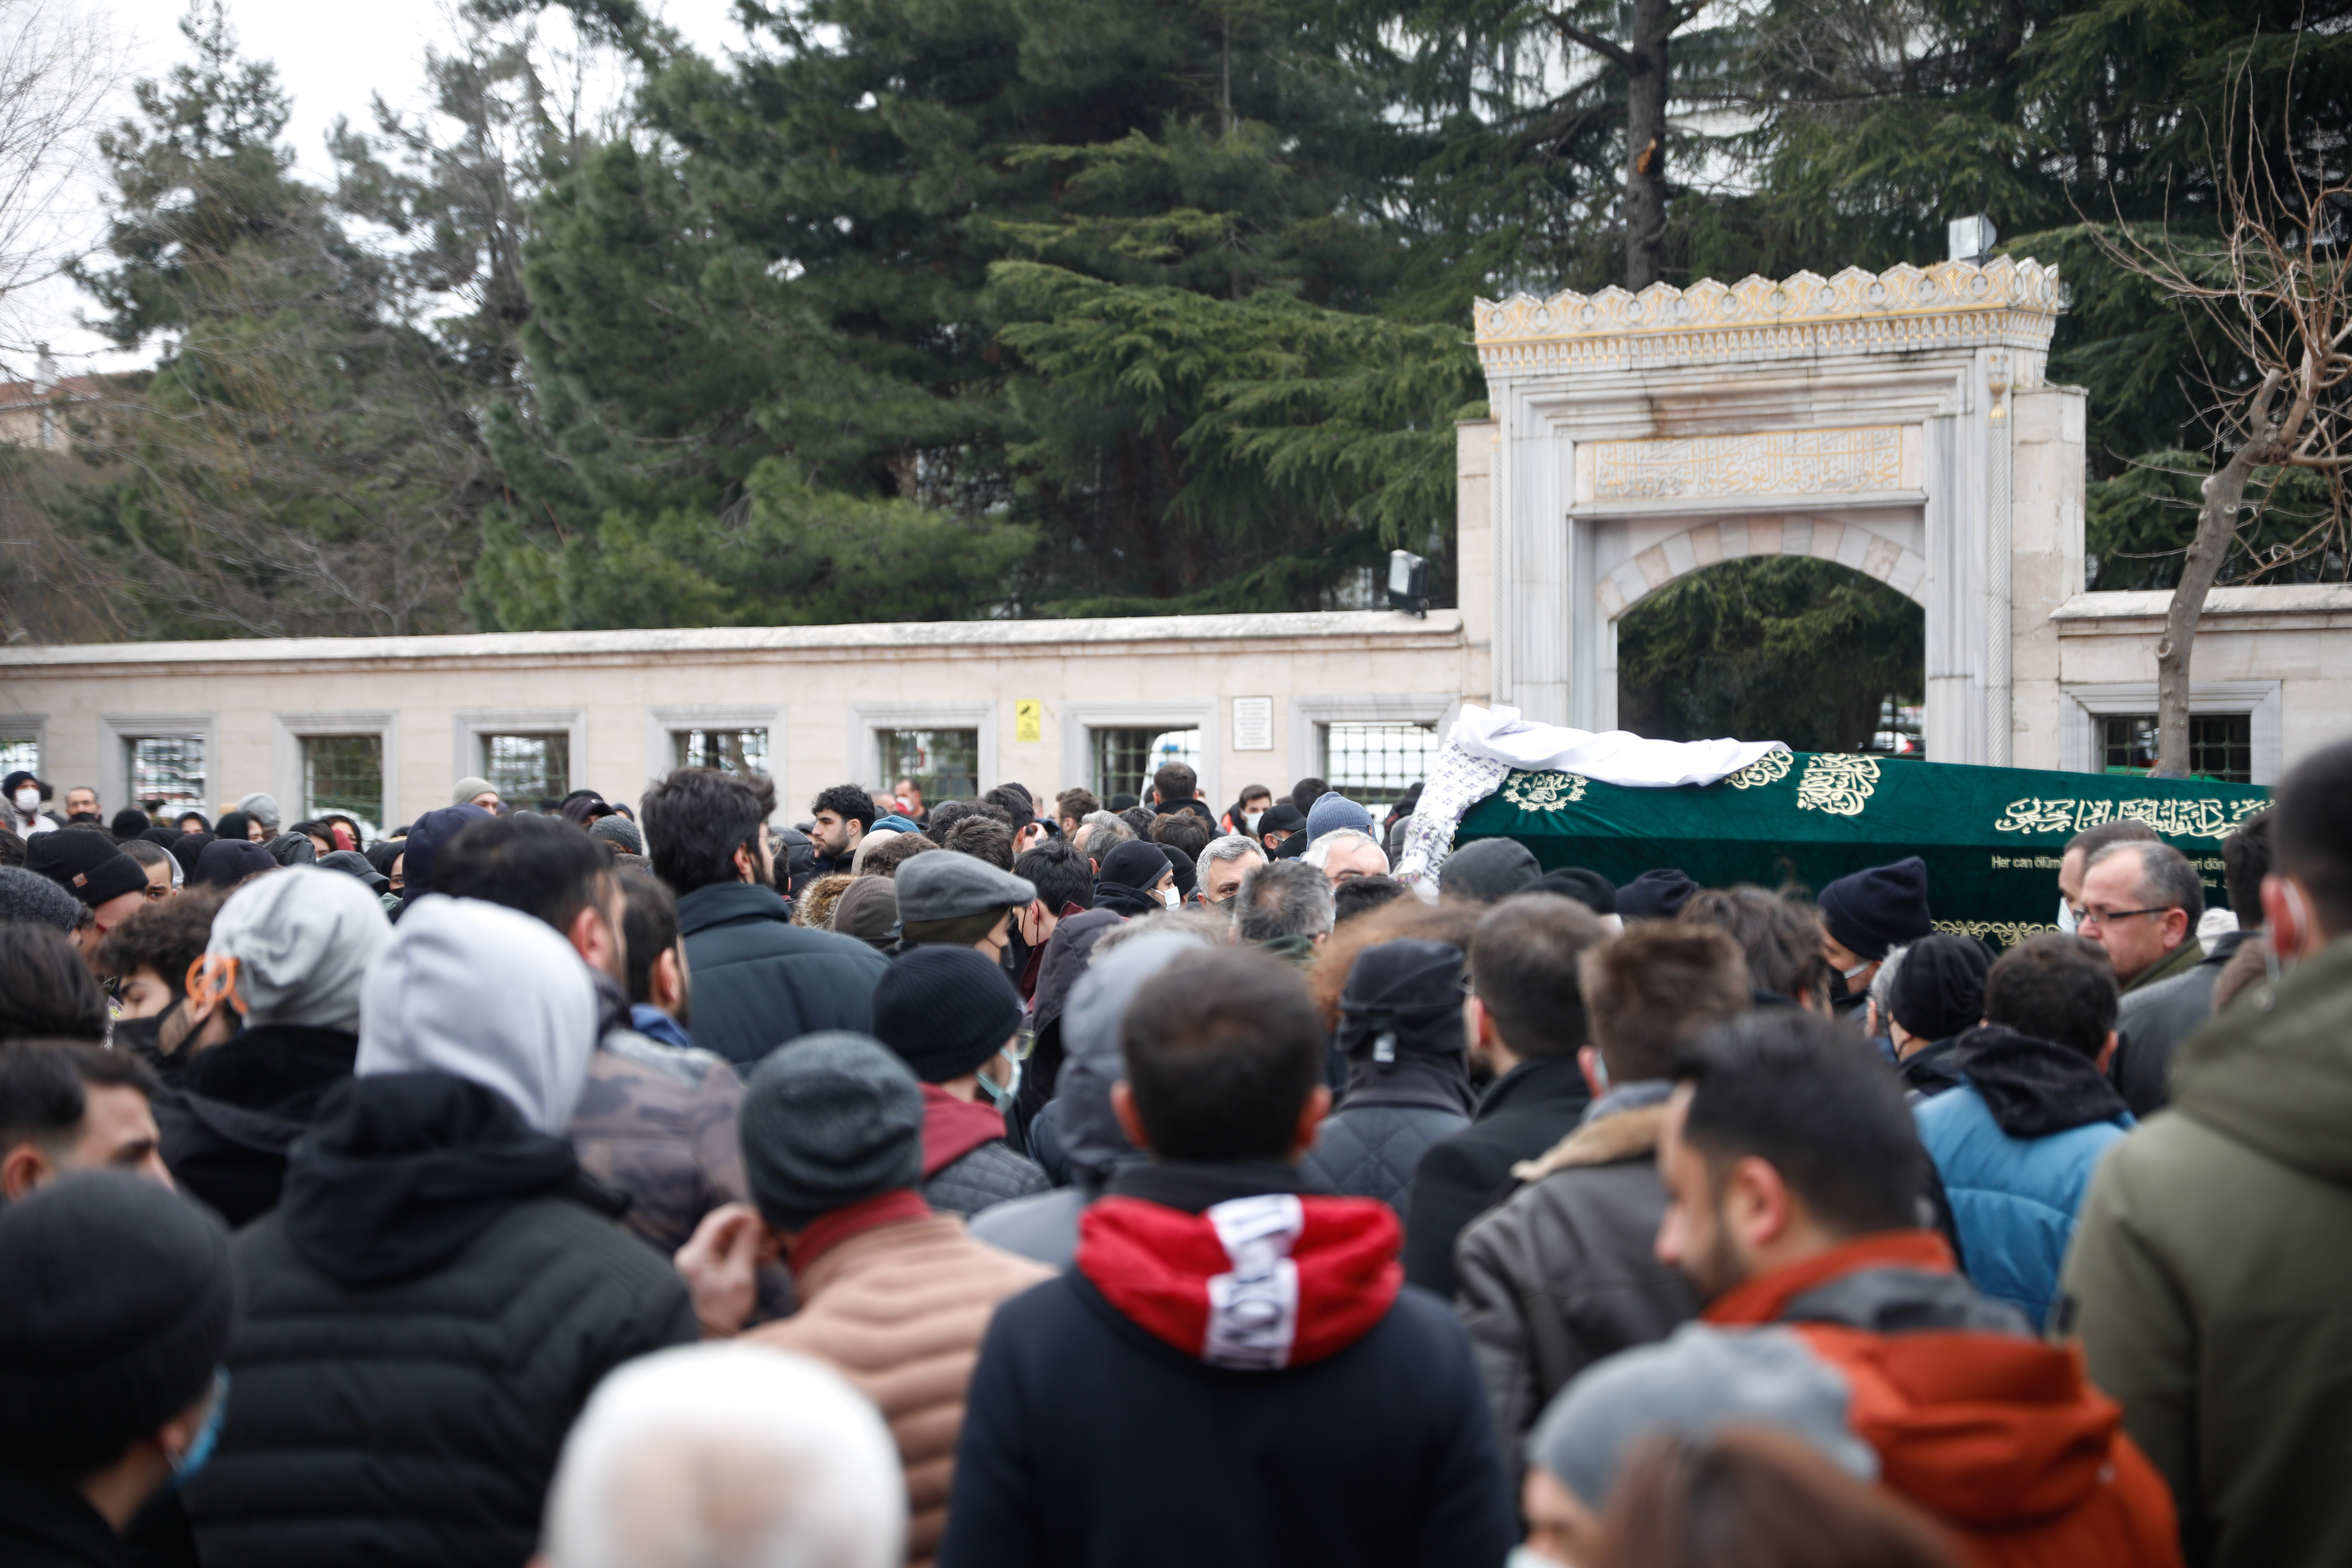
[893,850,1036,923]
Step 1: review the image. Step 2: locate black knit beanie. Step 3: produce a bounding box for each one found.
[0,1170,236,1470]
[870,945,1026,1084]
[1616,868,1700,920]
[110,808,153,841]
[1819,856,1935,962]
[1441,838,1541,904]
[1888,932,1995,1043]
[26,828,150,908]
[739,1033,925,1231]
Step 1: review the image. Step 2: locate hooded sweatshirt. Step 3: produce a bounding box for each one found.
[1914,1025,2132,1328]
[153,869,394,1225]
[1686,1230,2180,1568]
[940,1154,1516,1568]
[356,895,600,1133]
[2063,933,2352,1568]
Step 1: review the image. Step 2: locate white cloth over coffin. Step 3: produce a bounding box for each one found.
[1392,706,1787,888]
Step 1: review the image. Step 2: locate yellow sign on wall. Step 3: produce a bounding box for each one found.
[1015,700,1043,743]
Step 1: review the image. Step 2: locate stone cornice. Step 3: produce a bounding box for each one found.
[0,609,1465,670]
[1476,259,2063,375]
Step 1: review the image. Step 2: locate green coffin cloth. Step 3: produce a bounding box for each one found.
[1455,752,2268,948]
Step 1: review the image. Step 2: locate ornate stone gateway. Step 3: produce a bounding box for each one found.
[1473,259,2081,766]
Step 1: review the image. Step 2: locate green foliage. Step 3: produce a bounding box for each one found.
[1617,556,1925,752]
[468,460,1039,630]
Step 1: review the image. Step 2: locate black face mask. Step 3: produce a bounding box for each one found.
[110,1012,167,1066]
[67,812,100,825]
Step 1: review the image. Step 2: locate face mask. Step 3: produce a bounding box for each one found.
[110,1013,166,1060]
[1245,810,1264,833]
[1157,886,1180,910]
[2056,898,2079,936]
[1839,958,1872,983]
[1590,1053,1611,1092]
[171,1370,230,1488]
[978,1047,1024,1110]
[1508,1547,1572,1568]
[12,788,36,813]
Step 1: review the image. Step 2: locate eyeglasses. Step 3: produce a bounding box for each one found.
[2077,905,2171,931]
[1006,1026,1037,1063]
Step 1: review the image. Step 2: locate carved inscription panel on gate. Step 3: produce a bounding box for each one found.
[1576,426,1917,504]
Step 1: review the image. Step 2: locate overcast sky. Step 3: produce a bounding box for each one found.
[8,0,752,376]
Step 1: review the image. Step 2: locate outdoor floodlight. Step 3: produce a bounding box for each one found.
[1947,214,1997,265]
[1387,548,1428,618]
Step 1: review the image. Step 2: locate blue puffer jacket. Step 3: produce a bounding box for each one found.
[1916,1079,2130,1330]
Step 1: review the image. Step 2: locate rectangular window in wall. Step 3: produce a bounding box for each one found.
[2100,713,2253,784]
[484,732,570,807]
[1090,727,1201,804]
[125,736,206,809]
[303,734,384,838]
[1321,721,1440,809]
[0,736,36,776]
[674,728,770,775]
[877,728,978,802]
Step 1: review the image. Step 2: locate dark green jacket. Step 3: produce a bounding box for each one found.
[2061,933,2352,1568]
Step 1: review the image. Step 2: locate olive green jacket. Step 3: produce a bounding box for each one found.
[2060,934,2352,1568]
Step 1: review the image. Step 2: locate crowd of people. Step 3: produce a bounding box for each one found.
[1,740,2347,1568]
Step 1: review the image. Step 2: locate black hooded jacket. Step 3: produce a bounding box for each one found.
[181,1071,698,1568]
[152,1022,358,1225]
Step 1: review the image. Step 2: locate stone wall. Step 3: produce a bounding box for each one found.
[0,612,1480,829]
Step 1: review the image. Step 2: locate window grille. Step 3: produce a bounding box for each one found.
[1321,722,1438,809]
[2100,713,2253,784]
[674,728,770,775]
[1090,727,1200,803]
[877,729,978,801]
[484,733,571,806]
[125,736,206,809]
[303,734,384,838]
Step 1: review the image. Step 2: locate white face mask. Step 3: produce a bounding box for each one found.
[978,1046,1023,1109]
[12,788,37,813]
[2056,898,2079,935]
[1157,886,1180,910]
[1244,810,1264,833]
[1839,958,1872,983]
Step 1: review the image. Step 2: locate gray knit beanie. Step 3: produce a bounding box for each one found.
[588,815,644,855]
[236,792,283,832]
[0,865,80,932]
[739,1032,925,1231]
[1527,1322,1877,1507]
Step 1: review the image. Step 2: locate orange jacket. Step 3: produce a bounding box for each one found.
[1706,1231,2181,1568]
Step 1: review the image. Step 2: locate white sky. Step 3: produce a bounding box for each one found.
[4,0,756,377]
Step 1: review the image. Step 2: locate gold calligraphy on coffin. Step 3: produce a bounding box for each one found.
[1796,755,1880,816]
[1592,427,1904,501]
[1724,751,1793,790]
[1933,919,2058,949]
[1993,794,2263,841]
[1502,771,1589,811]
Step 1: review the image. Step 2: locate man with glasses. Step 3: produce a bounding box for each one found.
[2056,818,2162,934]
[2076,838,2207,993]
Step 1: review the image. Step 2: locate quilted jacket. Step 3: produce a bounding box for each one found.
[1300,1103,1469,1213]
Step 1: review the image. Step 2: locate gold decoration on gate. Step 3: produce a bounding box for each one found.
[1795,755,1880,816]
[1502,771,1589,811]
